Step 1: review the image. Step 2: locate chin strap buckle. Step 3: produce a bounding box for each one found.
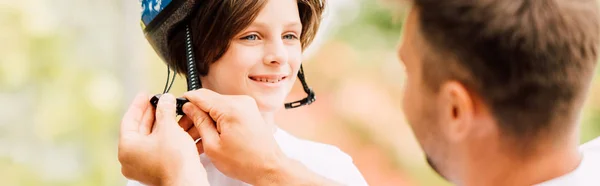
[285,88,316,109]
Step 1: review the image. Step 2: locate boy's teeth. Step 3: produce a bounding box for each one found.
[251,77,283,83]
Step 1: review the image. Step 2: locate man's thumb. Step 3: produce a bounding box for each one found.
[155,93,177,132]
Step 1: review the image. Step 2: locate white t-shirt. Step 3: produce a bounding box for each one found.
[535,137,600,186]
[127,128,368,186]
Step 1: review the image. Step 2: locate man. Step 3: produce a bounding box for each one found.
[119,0,600,185]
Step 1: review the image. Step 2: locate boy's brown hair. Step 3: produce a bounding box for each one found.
[167,0,325,76]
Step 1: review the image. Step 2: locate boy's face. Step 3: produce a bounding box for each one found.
[201,0,303,112]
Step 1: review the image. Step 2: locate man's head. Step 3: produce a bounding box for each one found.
[398,0,600,182]
[166,0,324,112]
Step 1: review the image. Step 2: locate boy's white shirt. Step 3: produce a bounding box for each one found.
[127,127,368,186]
[535,136,600,186]
[127,127,600,186]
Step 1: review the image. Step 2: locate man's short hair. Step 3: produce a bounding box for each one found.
[413,0,600,139]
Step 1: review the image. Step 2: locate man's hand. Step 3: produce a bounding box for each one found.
[118,93,209,186]
[181,89,342,186]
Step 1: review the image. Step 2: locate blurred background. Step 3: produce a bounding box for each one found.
[2,0,600,185]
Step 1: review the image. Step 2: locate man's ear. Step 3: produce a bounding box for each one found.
[438,81,475,142]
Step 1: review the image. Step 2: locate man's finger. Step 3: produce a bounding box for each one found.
[140,101,155,135]
[196,141,205,155]
[184,89,233,132]
[155,93,177,132]
[181,113,201,140]
[183,89,223,117]
[178,115,202,145]
[179,115,194,132]
[120,93,149,136]
[188,126,201,141]
[182,103,220,145]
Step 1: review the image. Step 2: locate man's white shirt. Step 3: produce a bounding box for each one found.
[127,128,368,186]
[535,137,600,186]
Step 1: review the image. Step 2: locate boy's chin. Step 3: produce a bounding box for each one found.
[254,97,286,113]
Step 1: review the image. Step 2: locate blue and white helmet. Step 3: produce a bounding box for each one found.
[140,0,197,65]
[141,0,172,27]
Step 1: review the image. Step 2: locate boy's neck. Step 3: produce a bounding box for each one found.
[261,112,278,135]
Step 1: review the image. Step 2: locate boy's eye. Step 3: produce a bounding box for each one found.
[242,34,259,40]
[283,34,299,40]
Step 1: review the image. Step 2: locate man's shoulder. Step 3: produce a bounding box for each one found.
[580,136,600,152]
[579,137,600,169]
[579,136,600,173]
[535,137,600,186]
